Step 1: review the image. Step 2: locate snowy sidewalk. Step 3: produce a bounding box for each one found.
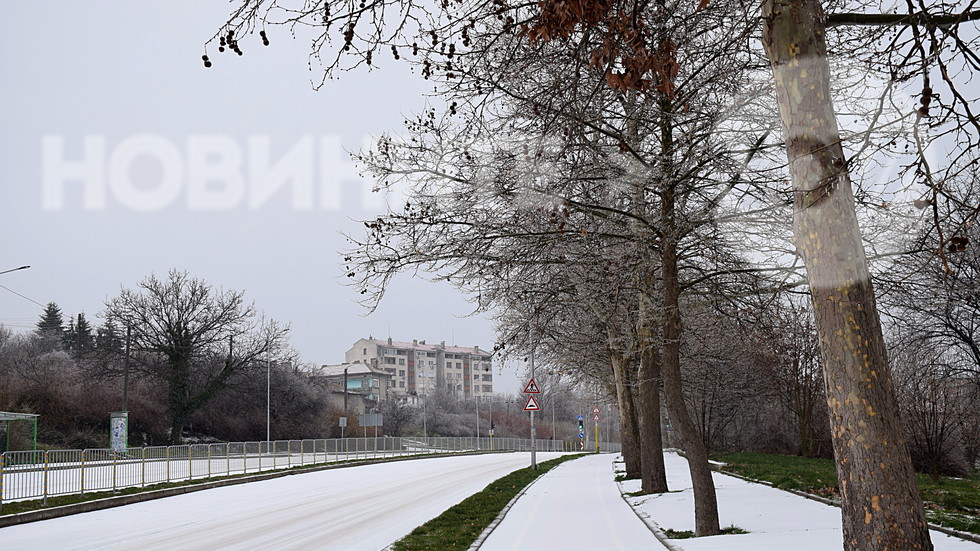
[478,453,661,550]
[623,451,979,551]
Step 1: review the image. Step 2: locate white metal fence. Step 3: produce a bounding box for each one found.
[0,437,620,510]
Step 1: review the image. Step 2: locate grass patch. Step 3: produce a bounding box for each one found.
[662,528,695,539]
[391,454,586,551]
[662,525,747,539]
[713,452,980,536]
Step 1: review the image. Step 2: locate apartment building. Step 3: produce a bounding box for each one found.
[345,337,494,400]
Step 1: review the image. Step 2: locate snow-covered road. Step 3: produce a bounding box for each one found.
[0,452,564,551]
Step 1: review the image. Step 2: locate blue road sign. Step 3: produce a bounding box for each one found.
[579,432,585,438]
[577,415,583,421]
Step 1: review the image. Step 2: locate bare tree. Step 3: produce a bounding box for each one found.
[104,270,290,444]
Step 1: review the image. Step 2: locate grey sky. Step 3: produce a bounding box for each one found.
[0,2,518,389]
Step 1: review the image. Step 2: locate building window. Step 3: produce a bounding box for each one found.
[384,357,396,365]
[399,370,405,377]
[362,348,367,355]
[482,374,492,381]
[483,385,492,392]
[399,381,405,388]
[399,358,406,365]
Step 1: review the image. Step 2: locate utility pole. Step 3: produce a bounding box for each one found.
[123,324,131,412]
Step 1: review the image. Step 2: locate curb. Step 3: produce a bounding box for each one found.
[613,456,685,551]
[0,450,499,529]
[465,468,549,550]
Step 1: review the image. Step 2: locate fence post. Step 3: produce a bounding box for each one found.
[80,450,86,496]
[0,452,5,513]
[43,450,50,506]
[166,446,171,483]
[113,449,118,492]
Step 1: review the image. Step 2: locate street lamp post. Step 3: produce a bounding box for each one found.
[0,265,30,276]
[421,371,428,440]
[266,359,271,444]
[474,396,481,449]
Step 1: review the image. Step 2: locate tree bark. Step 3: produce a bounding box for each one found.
[762,1,933,548]
[637,329,669,493]
[609,345,642,478]
[661,229,720,536]
[636,269,668,493]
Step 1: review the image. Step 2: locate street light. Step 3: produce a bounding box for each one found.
[0,265,30,276]
[266,359,271,444]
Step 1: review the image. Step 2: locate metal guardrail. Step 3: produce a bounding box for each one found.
[0,437,620,511]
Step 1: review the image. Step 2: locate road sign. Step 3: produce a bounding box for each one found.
[523,378,541,394]
[523,395,541,411]
[592,405,601,414]
[577,414,583,421]
[593,413,601,422]
[579,441,585,450]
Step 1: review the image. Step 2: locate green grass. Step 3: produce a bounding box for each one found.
[713,452,980,535]
[391,454,586,551]
[662,525,748,539]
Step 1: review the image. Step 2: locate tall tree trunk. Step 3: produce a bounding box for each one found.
[637,330,669,493]
[661,231,720,536]
[762,1,933,548]
[168,356,191,445]
[656,91,720,535]
[609,345,642,478]
[637,272,668,493]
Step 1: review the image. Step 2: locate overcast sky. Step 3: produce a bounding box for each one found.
[0,3,523,389]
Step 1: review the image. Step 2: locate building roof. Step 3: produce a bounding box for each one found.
[364,338,490,357]
[0,411,39,422]
[319,363,391,378]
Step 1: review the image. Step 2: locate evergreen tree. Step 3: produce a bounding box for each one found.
[95,318,125,355]
[75,313,94,351]
[36,302,65,336]
[64,313,95,354]
[64,318,76,350]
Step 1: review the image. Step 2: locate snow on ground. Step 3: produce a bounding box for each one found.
[622,451,979,551]
[0,452,565,551]
[1,450,976,551]
[479,453,660,550]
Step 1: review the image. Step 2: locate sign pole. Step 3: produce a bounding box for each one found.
[595,417,599,453]
[522,377,542,469]
[529,325,537,470]
[592,405,602,453]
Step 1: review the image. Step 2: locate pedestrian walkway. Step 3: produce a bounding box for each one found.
[478,453,660,550]
[624,452,978,550]
[478,452,979,551]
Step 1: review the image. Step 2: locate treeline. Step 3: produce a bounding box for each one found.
[1,295,590,449]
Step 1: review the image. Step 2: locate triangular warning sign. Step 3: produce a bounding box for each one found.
[592,405,601,414]
[523,378,541,394]
[593,413,601,421]
[523,395,541,411]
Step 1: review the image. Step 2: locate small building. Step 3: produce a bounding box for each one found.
[318,362,394,403]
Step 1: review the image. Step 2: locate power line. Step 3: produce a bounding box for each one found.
[0,284,44,307]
